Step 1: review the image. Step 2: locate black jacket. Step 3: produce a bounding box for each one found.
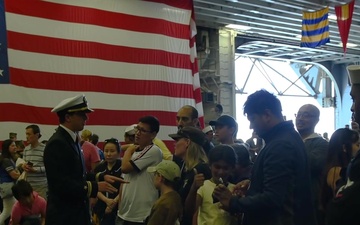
[229,121,317,225]
[44,126,99,225]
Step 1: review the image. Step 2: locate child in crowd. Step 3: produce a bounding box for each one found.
[146,160,182,225]
[10,180,46,225]
[194,145,238,225]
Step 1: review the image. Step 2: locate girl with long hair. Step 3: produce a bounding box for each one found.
[0,139,21,224]
[321,128,360,208]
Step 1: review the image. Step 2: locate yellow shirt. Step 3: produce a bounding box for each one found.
[153,138,173,160]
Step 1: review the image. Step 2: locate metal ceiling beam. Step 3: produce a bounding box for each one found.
[194,0,360,49]
[194,0,360,64]
[195,7,360,47]
[238,41,358,56]
[239,46,286,55]
[195,13,301,41]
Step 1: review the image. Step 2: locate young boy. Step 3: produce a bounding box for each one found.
[195,145,238,225]
[146,160,182,225]
[10,180,46,225]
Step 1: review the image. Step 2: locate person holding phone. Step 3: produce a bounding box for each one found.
[22,124,48,200]
[194,145,238,225]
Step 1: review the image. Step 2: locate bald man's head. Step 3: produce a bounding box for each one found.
[176,105,199,129]
[295,104,320,137]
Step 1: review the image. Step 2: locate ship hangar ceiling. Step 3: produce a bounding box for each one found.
[193,0,360,64]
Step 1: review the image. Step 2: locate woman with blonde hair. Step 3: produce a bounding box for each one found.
[169,127,211,225]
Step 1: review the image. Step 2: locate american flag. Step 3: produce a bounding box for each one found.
[0,0,202,148]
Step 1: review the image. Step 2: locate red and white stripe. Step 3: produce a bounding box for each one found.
[1,0,202,149]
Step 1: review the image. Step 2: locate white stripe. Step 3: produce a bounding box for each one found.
[0,85,196,111]
[0,122,177,143]
[6,13,190,55]
[195,102,204,117]
[193,72,201,89]
[8,50,193,84]
[43,0,192,25]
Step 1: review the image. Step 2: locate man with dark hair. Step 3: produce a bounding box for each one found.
[117,116,163,225]
[213,89,316,225]
[11,180,46,225]
[21,124,47,200]
[44,94,125,225]
[296,104,328,225]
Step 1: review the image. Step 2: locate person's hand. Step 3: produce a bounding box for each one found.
[97,181,118,193]
[89,197,97,208]
[105,206,113,214]
[213,184,232,211]
[109,199,117,208]
[105,198,116,208]
[104,175,129,184]
[22,163,36,173]
[233,179,250,197]
[191,168,205,190]
[126,144,139,155]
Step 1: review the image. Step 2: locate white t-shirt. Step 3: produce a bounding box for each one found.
[197,180,237,225]
[118,144,162,222]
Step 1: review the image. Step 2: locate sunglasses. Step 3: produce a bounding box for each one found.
[104,138,119,143]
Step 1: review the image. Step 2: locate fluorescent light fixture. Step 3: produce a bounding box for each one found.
[225,24,251,31]
[328,14,337,20]
[338,42,358,48]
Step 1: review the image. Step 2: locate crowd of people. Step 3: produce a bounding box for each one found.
[0,68,359,225]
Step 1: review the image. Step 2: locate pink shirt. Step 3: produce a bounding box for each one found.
[81,141,100,173]
[10,192,46,225]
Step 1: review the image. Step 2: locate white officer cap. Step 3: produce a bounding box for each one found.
[51,94,93,113]
[124,124,137,135]
[202,125,213,134]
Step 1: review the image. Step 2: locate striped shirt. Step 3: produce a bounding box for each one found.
[23,143,47,188]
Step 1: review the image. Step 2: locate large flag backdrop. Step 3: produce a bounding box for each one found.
[0,0,202,148]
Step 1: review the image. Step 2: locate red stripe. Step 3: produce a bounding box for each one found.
[7,32,191,69]
[133,144,154,161]
[5,0,189,39]
[10,68,195,98]
[0,103,178,126]
[190,3,203,127]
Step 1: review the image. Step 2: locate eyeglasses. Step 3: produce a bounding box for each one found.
[134,126,152,134]
[294,113,315,119]
[104,138,119,143]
